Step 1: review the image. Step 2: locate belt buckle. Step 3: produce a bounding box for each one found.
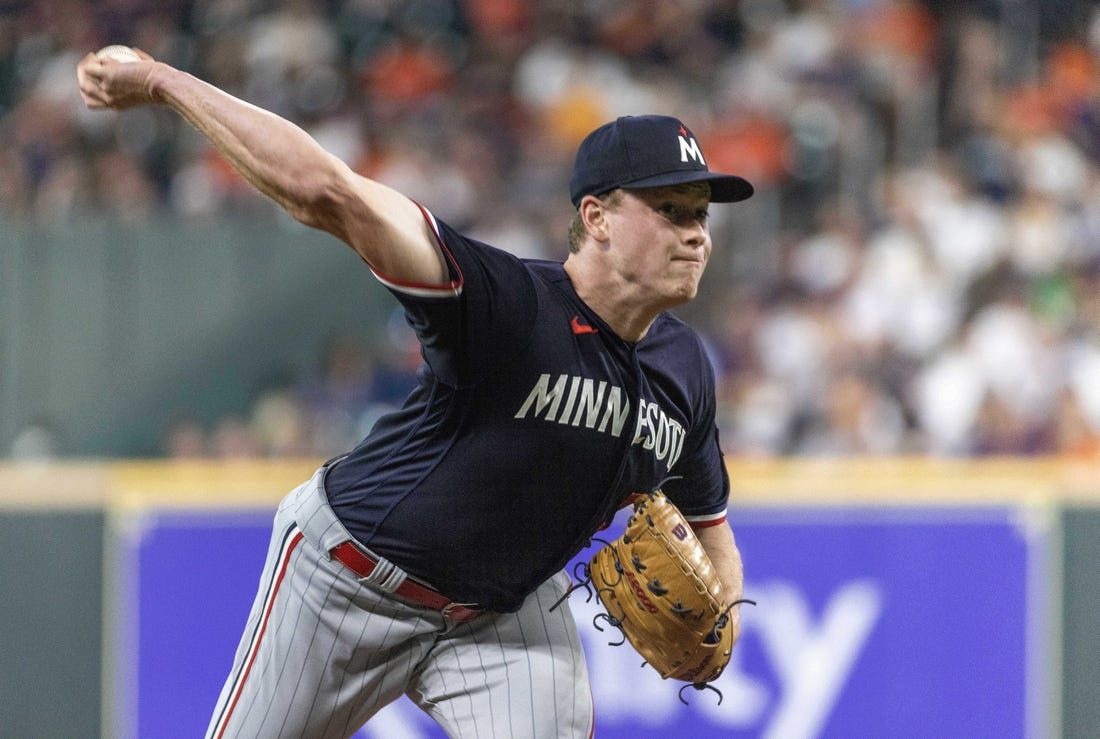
[441,602,482,624]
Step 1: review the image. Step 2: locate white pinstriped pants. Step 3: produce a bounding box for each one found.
[205,468,594,739]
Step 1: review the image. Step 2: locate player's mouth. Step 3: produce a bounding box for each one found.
[670,255,705,265]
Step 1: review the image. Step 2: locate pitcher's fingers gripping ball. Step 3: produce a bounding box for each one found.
[78,45,158,110]
[95,45,142,62]
[583,490,754,703]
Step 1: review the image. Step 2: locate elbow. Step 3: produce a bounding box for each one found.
[283,159,356,238]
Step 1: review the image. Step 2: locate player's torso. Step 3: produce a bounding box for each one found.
[325,234,712,609]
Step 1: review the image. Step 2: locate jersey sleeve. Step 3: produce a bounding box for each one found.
[660,336,730,527]
[368,207,539,387]
[666,426,730,528]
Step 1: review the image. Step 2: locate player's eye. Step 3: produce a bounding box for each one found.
[657,203,708,227]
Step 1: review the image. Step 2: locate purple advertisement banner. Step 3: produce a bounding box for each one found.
[116,506,1048,738]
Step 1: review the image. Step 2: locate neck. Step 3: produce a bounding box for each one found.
[563,257,659,342]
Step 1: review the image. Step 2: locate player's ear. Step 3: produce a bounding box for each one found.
[578,193,612,242]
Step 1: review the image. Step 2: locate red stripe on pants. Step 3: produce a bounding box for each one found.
[213,529,304,739]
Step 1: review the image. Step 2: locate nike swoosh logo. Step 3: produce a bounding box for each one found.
[571,315,598,335]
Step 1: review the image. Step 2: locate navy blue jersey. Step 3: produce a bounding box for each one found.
[325,209,730,612]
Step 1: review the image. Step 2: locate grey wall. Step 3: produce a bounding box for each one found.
[1062,506,1100,739]
[0,510,104,738]
[1,214,396,456]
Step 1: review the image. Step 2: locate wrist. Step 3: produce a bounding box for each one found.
[143,62,175,104]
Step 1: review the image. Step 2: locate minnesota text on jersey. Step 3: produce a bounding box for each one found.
[514,372,686,468]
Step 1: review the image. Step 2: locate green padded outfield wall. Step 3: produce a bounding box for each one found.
[0,511,104,738]
[1062,506,1100,739]
[0,217,398,458]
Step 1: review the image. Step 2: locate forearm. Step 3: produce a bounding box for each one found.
[78,51,447,283]
[696,522,746,636]
[149,66,350,231]
[153,66,445,281]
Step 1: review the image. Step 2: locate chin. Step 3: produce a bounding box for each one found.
[681,276,703,297]
[665,285,699,307]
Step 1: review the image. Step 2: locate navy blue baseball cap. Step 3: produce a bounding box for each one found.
[569,115,754,207]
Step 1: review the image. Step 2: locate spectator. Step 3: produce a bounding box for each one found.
[4,0,1100,459]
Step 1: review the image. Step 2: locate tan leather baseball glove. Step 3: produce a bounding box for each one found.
[587,490,749,697]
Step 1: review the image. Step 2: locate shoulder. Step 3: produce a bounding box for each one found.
[523,258,571,285]
[410,214,550,305]
[647,313,716,370]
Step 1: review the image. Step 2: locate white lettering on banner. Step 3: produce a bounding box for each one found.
[731,579,883,739]
[572,577,883,734]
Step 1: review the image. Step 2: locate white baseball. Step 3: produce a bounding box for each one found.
[96,45,141,63]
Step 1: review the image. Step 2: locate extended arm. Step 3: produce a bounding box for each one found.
[76,50,448,286]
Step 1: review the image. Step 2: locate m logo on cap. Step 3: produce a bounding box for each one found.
[678,127,706,166]
[568,115,753,207]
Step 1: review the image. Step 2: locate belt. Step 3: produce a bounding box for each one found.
[330,541,483,624]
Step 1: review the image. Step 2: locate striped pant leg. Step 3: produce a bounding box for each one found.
[409,572,595,739]
[205,504,440,739]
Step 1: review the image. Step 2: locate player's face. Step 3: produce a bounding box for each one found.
[605,183,713,307]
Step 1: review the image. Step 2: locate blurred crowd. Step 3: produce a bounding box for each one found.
[3,0,1100,459]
